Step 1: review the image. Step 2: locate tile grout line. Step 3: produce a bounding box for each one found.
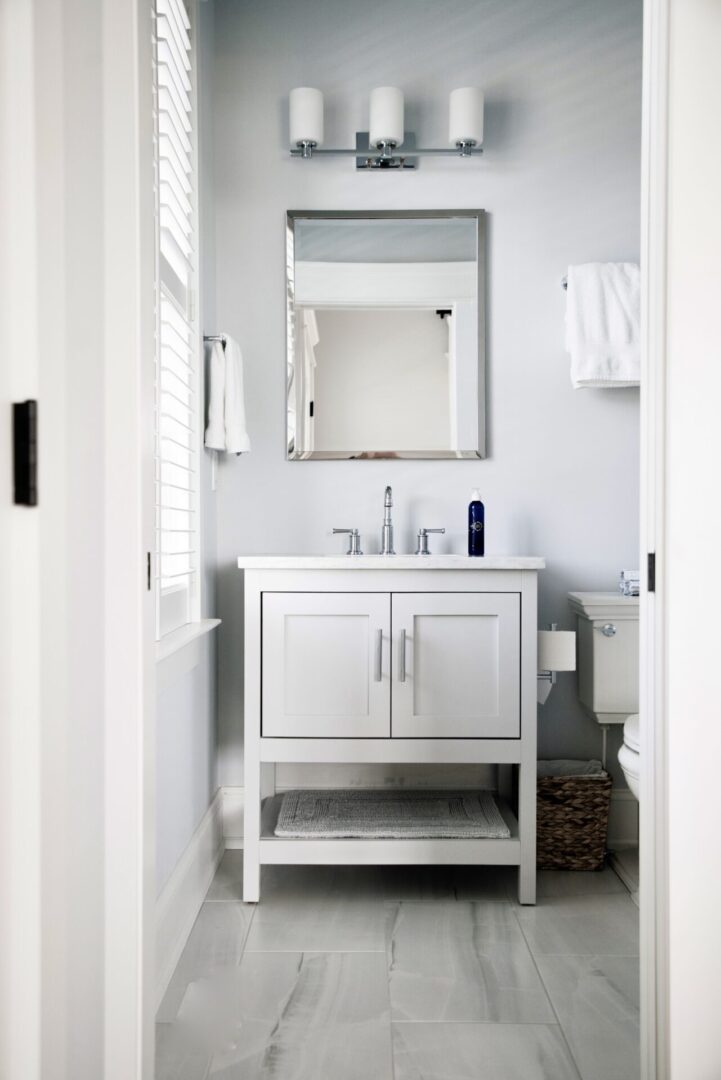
[390,1019,565,1026]
[204,894,254,1080]
[499,949,641,958]
[509,902,585,1080]
[238,900,258,965]
[243,948,387,954]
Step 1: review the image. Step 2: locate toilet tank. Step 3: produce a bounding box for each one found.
[568,592,639,725]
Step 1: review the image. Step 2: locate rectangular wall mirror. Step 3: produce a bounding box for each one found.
[286,210,486,460]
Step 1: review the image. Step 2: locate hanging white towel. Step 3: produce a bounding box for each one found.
[204,340,226,450]
[565,262,640,388]
[223,336,251,453]
[204,335,251,454]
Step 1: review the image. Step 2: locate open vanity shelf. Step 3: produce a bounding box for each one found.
[239,555,543,904]
[258,792,520,866]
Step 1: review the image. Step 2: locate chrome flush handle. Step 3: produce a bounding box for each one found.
[598,623,617,637]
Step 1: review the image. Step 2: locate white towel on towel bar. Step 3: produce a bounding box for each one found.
[565,262,640,388]
[204,335,251,454]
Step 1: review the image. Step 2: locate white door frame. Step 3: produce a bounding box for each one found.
[639,0,669,1076]
[0,0,691,1076]
[103,0,157,1076]
[0,3,42,1076]
[1,2,156,1078]
[641,1,721,1075]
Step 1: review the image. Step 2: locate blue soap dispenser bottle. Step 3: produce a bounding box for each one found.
[468,489,485,557]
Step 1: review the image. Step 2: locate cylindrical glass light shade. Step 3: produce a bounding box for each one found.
[449,87,484,146]
[289,87,324,147]
[369,86,404,148]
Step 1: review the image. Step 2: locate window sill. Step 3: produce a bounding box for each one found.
[156,618,221,664]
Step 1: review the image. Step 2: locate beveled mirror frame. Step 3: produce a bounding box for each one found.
[286,209,486,460]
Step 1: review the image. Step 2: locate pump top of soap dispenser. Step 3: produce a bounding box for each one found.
[471,489,482,503]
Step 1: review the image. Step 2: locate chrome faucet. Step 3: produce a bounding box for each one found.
[380,485,395,555]
[415,527,445,555]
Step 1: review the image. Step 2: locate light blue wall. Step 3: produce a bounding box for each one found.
[155,640,217,889]
[208,0,642,790]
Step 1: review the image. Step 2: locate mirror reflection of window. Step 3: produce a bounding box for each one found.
[287,213,485,460]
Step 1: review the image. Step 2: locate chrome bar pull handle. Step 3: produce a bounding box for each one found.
[399,629,407,682]
[374,629,383,681]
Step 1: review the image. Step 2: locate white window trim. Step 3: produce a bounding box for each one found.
[155,617,221,664]
[154,0,205,642]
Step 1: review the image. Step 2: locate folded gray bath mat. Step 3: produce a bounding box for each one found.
[274,789,511,839]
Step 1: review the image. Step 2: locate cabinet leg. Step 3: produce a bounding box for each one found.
[518,761,537,905]
[243,847,260,904]
[518,861,536,905]
[243,786,260,902]
[243,761,261,903]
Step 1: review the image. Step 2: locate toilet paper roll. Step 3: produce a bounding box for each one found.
[538,630,576,672]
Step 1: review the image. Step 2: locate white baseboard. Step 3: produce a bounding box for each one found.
[221,785,245,850]
[608,788,639,849]
[155,789,224,1010]
[610,846,639,905]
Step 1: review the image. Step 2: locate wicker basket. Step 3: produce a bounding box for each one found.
[536,770,612,871]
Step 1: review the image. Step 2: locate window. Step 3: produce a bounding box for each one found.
[153,0,200,638]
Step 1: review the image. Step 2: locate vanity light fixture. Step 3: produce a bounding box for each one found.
[289,85,484,169]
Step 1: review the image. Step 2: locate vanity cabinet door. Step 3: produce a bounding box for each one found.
[262,592,391,738]
[391,593,520,738]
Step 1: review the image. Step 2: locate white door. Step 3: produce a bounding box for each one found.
[262,592,391,737]
[392,593,520,738]
[1,2,156,1076]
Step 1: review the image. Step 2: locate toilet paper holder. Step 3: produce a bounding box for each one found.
[537,623,576,704]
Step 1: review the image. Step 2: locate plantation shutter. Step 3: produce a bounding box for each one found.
[153,0,199,638]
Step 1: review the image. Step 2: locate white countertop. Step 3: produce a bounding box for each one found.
[237,554,545,570]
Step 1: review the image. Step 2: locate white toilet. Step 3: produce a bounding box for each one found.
[569,592,641,898]
[568,591,640,800]
[618,713,640,799]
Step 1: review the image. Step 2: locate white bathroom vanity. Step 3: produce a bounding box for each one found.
[238,555,543,904]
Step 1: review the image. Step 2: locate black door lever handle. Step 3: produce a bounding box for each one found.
[13,400,38,506]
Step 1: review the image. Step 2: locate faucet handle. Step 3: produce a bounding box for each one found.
[333,528,363,556]
[415,527,445,556]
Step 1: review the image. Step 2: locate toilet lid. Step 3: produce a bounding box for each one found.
[624,714,640,753]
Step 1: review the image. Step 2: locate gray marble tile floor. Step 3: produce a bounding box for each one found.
[535,954,640,1080]
[156,854,639,1080]
[158,900,255,1023]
